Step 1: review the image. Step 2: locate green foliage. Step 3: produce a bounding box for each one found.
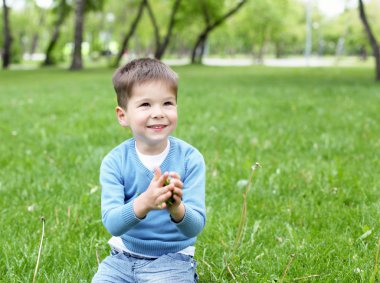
[86,0,106,13]
[209,0,310,57]
[3,0,380,64]
[1,66,380,281]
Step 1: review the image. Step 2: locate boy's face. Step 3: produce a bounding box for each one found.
[116,80,178,155]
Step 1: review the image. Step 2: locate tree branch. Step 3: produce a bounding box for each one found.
[155,0,181,59]
[191,0,247,64]
[114,0,147,66]
[145,0,161,49]
[208,0,247,32]
[358,0,380,80]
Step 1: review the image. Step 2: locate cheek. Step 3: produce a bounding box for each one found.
[137,115,147,124]
[170,112,178,124]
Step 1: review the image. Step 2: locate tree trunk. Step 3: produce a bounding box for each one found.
[146,0,181,60]
[113,0,146,67]
[256,41,267,65]
[2,0,12,69]
[145,0,161,53]
[43,0,69,66]
[358,0,380,81]
[29,12,45,55]
[304,0,312,63]
[70,0,86,70]
[154,0,181,59]
[275,42,283,59]
[191,32,208,64]
[359,45,367,61]
[190,0,247,64]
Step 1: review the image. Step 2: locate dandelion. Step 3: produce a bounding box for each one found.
[354,267,363,273]
[28,205,36,212]
[225,161,261,277]
[252,162,261,171]
[250,137,258,145]
[236,179,248,189]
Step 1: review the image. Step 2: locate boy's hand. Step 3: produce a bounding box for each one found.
[166,172,185,222]
[133,167,173,219]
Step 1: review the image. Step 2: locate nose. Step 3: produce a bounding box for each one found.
[151,105,164,119]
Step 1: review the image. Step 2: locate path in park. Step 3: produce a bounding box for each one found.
[164,57,335,67]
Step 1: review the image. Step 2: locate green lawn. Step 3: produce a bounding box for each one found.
[1,65,379,282]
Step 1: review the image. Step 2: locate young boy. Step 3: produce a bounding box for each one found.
[92,58,206,282]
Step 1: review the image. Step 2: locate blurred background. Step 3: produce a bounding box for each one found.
[2,1,380,281]
[1,0,379,71]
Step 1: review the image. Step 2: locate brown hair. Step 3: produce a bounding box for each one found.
[112,58,178,108]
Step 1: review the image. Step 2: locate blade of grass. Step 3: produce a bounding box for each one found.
[224,163,261,277]
[32,217,45,283]
[369,235,380,283]
[279,254,296,283]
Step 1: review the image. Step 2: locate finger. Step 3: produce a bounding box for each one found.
[158,191,173,205]
[157,202,166,210]
[171,193,182,203]
[158,171,169,186]
[170,179,183,189]
[153,167,162,181]
[172,187,183,199]
[163,183,175,192]
[168,172,181,180]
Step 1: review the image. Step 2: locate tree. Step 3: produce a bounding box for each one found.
[191,0,247,64]
[70,0,86,70]
[145,0,182,60]
[69,0,105,70]
[43,0,71,66]
[2,0,12,69]
[29,3,45,56]
[358,0,380,81]
[113,0,147,67]
[232,0,299,63]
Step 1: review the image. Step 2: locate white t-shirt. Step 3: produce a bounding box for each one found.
[136,140,171,171]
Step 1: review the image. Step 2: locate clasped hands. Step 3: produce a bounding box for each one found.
[133,167,185,222]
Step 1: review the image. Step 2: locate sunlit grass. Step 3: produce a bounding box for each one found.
[1,66,379,282]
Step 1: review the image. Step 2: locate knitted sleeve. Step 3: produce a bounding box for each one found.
[100,151,141,236]
[174,149,206,237]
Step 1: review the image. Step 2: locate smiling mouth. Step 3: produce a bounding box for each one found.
[147,125,167,129]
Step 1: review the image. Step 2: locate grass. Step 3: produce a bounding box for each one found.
[0,65,380,282]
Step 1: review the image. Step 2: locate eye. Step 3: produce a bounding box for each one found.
[139,102,150,107]
[164,101,175,106]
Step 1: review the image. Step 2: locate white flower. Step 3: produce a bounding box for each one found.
[354,267,363,273]
[237,179,248,188]
[252,162,261,171]
[27,205,36,212]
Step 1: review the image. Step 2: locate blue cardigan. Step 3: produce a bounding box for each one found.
[100,136,206,257]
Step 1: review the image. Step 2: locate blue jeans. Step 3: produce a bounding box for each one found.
[92,250,198,283]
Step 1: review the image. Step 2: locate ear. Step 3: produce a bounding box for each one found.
[115,106,129,128]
